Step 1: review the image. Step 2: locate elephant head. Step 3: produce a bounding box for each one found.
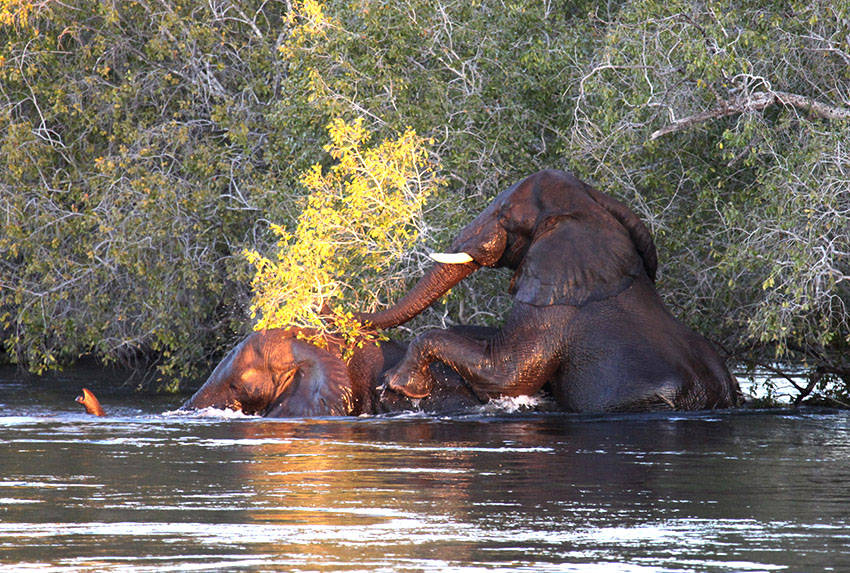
[181,329,358,417]
[359,169,658,327]
[180,326,491,417]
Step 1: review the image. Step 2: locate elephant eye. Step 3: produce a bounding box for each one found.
[498,210,519,231]
[498,202,513,220]
[500,203,535,233]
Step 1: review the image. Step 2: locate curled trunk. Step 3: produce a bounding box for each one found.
[356,261,479,329]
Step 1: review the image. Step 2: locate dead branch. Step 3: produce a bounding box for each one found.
[650,91,850,140]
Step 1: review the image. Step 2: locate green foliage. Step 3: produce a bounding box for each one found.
[569,0,849,395]
[1,0,848,401]
[279,0,604,190]
[270,0,606,329]
[0,0,294,383]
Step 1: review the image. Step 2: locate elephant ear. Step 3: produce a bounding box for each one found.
[511,183,657,307]
[583,183,658,283]
[262,338,355,417]
[510,209,645,307]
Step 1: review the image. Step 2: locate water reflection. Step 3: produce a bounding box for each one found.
[1,372,849,571]
[218,414,850,571]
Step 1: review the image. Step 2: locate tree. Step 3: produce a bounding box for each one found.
[2,0,848,403]
[271,0,604,330]
[275,0,850,400]
[245,117,441,342]
[569,0,850,398]
[0,0,295,384]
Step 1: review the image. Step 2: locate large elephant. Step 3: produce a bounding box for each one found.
[358,169,740,412]
[180,327,490,417]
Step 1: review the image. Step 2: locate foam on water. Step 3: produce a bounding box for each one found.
[162,406,258,419]
[480,392,553,414]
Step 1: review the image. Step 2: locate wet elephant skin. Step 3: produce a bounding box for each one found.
[360,169,740,412]
[180,327,490,417]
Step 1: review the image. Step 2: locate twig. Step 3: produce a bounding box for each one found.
[793,368,823,406]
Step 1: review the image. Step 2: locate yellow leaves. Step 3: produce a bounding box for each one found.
[285,0,331,35]
[762,274,776,290]
[325,116,369,161]
[305,68,328,103]
[94,156,118,174]
[299,162,324,190]
[246,117,442,340]
[0,0,34,28]
[280,0,335,60]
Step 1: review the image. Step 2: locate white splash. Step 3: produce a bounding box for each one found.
[162,407,257,419]
[480,393,551,414]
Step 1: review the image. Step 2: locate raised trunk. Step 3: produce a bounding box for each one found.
[356,261,479,329]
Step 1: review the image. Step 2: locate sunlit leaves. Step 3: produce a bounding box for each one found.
[0,0,34,28]
[245,117,441,338]
[280,0,334,60]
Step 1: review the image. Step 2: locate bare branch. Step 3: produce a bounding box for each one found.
[650,91,850,140]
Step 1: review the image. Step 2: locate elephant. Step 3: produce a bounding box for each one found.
[180,326,493,417]
[356,169,740,412]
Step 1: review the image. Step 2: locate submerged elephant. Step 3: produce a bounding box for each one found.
[180,327,490,417]
[357,169,739,412]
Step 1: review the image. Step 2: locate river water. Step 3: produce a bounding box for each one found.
[1,368,849,572]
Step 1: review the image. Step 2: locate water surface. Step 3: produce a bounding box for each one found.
[1,368,848,572]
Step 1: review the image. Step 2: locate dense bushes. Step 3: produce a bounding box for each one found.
[1,0,848,399]
[569,0,850,399]
[0,0,293,384]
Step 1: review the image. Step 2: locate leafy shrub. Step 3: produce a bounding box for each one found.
[1,0,848,401]
[245,117,441,339]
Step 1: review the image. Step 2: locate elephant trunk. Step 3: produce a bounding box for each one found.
[356,206,507,330]
[180,339,247,411]
[356,261,479,329]
[180,381,222,411]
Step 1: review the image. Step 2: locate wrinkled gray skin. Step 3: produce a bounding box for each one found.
[360,169,740,412]
[180,327,491,417]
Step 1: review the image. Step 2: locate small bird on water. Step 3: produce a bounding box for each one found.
[76,388,105,416]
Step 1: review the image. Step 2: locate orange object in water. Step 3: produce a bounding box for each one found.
[76,388,105,416]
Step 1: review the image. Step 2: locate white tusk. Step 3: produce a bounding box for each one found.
[429,251,474,264]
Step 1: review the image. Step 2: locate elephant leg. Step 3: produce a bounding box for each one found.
[384,305,563,399]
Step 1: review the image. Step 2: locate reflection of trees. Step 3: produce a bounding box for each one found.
[236,420,479,516]
[233,419,494,564]
[235,415,735,517]
[7,409,843,569]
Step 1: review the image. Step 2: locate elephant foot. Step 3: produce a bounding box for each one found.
[383,365,434,400]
